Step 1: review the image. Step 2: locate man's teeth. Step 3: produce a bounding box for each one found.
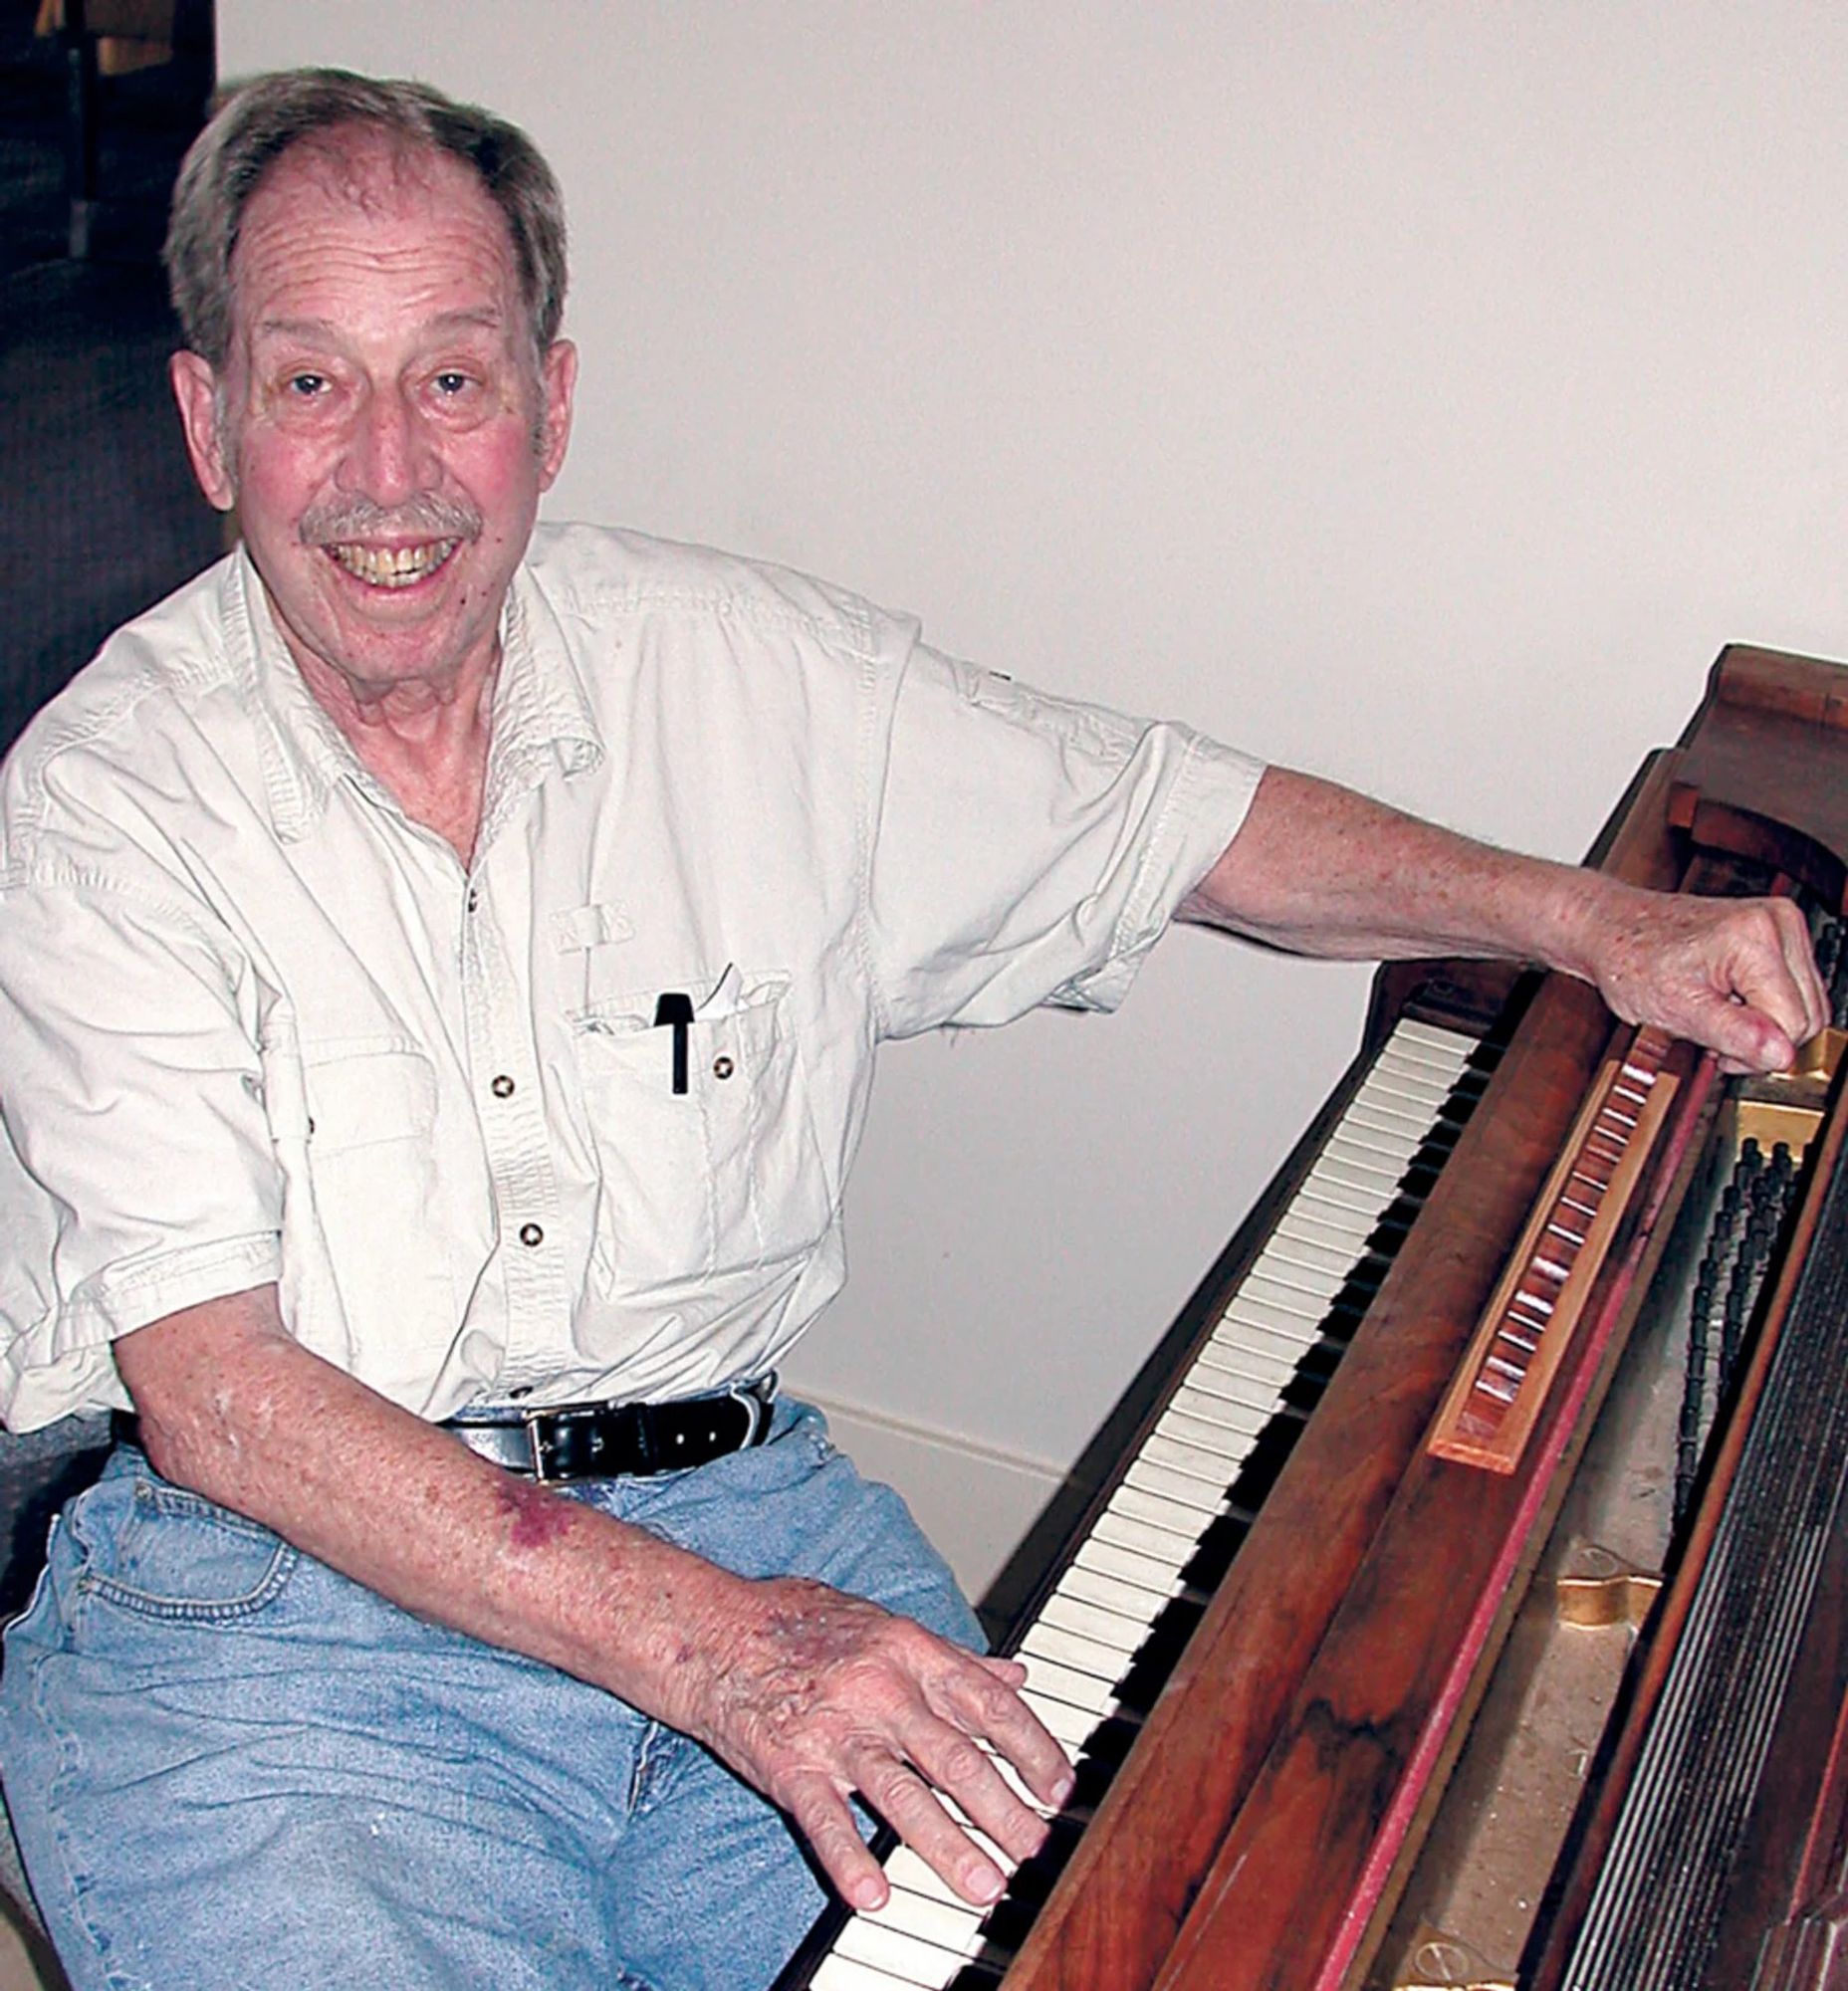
[327,541,459,587]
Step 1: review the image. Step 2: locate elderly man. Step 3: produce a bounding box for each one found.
[0,67,1824,1991]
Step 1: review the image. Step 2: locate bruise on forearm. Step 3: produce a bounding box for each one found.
[494,1471,581,1551]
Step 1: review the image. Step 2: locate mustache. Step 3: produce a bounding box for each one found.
[298,492,483,547]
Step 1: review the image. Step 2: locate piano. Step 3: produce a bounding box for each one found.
[776,643,1848,1991]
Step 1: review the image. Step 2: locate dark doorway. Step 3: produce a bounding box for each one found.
[0,0,224,757]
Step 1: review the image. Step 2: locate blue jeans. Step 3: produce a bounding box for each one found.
[0,1401,981,1991]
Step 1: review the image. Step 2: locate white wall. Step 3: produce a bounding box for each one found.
[219,2,1848,1595]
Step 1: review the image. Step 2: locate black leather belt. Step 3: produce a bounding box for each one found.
[441,1376,777,1482]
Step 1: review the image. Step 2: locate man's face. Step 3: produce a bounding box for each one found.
[170,130,576,706]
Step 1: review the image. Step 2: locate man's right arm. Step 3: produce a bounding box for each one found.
[116,1284,1072,1912]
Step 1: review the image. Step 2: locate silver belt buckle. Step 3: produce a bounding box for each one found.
[522,1400,601,1481]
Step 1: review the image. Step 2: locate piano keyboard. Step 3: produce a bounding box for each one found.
[795,1016,1499,1991]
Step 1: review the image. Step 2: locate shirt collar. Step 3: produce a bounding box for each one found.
[224,548,604,845]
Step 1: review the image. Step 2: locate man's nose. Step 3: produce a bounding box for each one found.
[338,384,438,504]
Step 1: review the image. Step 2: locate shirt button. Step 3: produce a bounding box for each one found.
[466,888,479,914]
[713,1055,736,1080]
[519,1222,544,1248]
[491,1074,515,1099]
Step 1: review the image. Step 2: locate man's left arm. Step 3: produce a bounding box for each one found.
[1180,766,1829,1073]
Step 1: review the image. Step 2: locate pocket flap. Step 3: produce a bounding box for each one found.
[303,1047,438,1152]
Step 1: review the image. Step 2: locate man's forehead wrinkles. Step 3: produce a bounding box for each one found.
[249,307,509,343]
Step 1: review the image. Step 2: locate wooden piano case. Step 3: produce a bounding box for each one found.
[780,644,1848,1991]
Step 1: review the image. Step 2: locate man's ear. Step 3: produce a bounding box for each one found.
[169,350,237,513]
[537,338,578,492]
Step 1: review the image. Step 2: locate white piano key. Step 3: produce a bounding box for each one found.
[1394,1017,1475,1057]
[1243,1266,1346,1314]
[1200,1317,1306,1370]
[835,1911,997,1984]
[1021,1685,1110,1747]
[1193,1338,1300,1393]
[1248,1238,1352,1293]
[1238,1269,1344,1319]
[1151,1403,1267,1465]
[1151,1404,1254,1455]
[1290,1177,1391,1230]
[1378,1061,1471,1103]
[1369,1037,1470,1091]
[881,1845,977,1909]
[1356,1099,1450,1146]
[1072,1534,1189,1597]
[1106,1475,1215,1538]
[1341,1091,1443,1142]
[1199,1311,1315,1370]
[1370,1036,1467,1084]
[1323,1089,1428,1156]
[1170,1376,1286,1430]
[1319,1134,1412,1187]
[1322,1115,1422,1167]
[1359,1089,1451,1140]
[1295,1166,1401,1221]
[1090,1506,1199,1565]
[1191,1343,1297,1399]
[1270,1198,1390,1251]
[1178,1383,1283,1443]
[1262,1228,1377,1283]
[1020,1641,1115,1720]
[811,1952,917,1989]
[1375,1025,1466,1069]
[1115,1465,1227,1521]
[1275,1199,1379,1250]
[1217,1293,1327,1346]
[1046,1563,1170,1624]
[1021,1619,1134,1680]
[862,1882,992,1956]
[1039,1592,1147,1657]
[1138,1433,1240,1490]
[1124,1454,1233,1512]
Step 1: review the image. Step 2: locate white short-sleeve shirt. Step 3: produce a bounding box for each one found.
[0,526,1265,1430]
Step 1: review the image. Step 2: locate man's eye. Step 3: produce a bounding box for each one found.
[432,371,472,396]
[287,373,328,397]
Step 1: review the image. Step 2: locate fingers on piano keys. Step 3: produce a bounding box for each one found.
[794,1020,1500,1990]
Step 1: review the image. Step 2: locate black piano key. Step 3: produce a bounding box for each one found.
[1290,1335,1347,1387]
[1183,1510,1252,1591]
[1279,1367,1330,1416]
[1115,1598,1209,1713]
[978,1816,1088,1915]
[940,1960,1010,1989]
[1222,1419,1307,1512]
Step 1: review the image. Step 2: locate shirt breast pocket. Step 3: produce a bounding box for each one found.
[570,970,831,1300]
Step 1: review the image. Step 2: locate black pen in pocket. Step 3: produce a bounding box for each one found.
[653,991,694,1094]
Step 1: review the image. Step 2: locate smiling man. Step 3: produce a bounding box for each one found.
[0,69,1826,1991]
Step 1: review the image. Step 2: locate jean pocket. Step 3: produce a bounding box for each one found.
[78,1476,298,1624]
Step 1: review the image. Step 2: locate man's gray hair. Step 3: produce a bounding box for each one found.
[164,68,569,369]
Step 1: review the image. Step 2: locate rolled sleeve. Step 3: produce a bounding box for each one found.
[868,647,1266,1037]
[0,864,283,1428]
